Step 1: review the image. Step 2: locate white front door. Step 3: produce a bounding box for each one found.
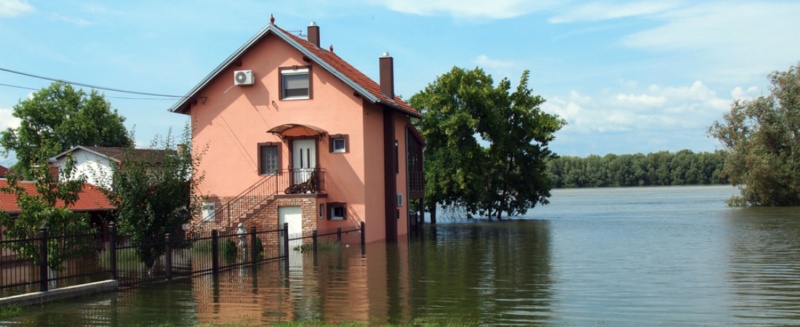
[278,206,303,268]
[292,139,316,185]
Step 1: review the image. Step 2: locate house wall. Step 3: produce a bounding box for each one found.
[394,116,410,237]
[56,151,115,190]
[362,102,386,243]
[188,33,372,237]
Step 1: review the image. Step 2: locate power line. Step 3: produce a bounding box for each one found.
[0,82,37,91]
[0,67,184,98]
[0,82,181,101]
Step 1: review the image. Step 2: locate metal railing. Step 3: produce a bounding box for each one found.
[0,220,363,297]
[202,168,326,229]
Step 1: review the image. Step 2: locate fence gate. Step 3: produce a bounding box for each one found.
[278,206,303,269]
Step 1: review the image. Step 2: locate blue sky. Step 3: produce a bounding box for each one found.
[1,0,799,167]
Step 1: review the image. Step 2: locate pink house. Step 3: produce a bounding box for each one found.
[170,19,424,243]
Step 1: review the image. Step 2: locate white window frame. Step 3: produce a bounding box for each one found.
[202,202,216,221]
[332,138,346,153]
[281,68,310,100]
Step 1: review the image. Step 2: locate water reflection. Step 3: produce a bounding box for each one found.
[409,221,553,325]
[724,207,800,324]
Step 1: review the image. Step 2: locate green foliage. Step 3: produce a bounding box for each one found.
[547,150,728,188]
[0,305,22,319]
[0,147,95,270]
[294,241,339,253]
[410,67,564,220]
[0,82,131,179]
[102,125,205,268]
[223,239,237,258]
[254,237,264,257]
[709,63,800,206]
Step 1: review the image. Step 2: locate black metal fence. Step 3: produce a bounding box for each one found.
[0,221,365,297]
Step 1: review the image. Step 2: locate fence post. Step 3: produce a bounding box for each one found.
[211,230,219,276]
[360,222,365,249]
[283,223,289,259]
[250,225,257,264]
[39,227,48,292]
[312,230,318,255]
[165,233,172,280]
[336,227,342,246]
[109,222,117,280]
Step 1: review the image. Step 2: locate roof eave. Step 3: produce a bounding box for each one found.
[168,24,277,114]
[378,100,423,119]
[169,23,386,114]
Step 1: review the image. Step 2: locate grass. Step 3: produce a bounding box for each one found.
[195,319,478,327]
[293,241,340,253]
[98,247,140,265]
[0,305,22,319]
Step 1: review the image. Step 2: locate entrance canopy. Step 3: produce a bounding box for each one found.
[267,123,328,139]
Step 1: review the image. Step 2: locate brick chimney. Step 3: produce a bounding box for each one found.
[48,164,59,182]
[379,52,394,99]
[307,21,320,48]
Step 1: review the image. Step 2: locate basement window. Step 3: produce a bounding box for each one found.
[328,202,346,221]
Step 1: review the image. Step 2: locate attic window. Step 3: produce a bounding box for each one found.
[280,67,310,100]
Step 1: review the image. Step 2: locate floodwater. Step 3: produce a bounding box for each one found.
[6,185,800,326]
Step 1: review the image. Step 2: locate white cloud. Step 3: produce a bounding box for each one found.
[475,55,516,69]
[545,80,733,136]
[544,81,748,154]
[50,13,92,26]
[0,108,21,130]
[731,86,761,101]
[375,0,561,19]
[549,1,678,23]
[0,0,33,17]
[620,2,800,81]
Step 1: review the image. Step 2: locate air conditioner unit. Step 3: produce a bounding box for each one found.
[234,70,255,86]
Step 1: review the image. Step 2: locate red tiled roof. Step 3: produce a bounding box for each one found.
[170,22,422,118]
[0,165,9,178]
[278,26,420,116]
[0,180,114,214]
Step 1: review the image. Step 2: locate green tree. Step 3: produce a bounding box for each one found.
[103,126,204,268]
[481,71,563,219]
[410,67,564,220]
[709,63,800,206]
[0,82,131,179]
[0,145,94,270]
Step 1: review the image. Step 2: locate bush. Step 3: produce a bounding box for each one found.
[223,239,237,258]
[254,237,264,258]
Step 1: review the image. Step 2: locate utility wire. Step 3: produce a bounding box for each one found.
[0,82,180,101]
[0,67,184,98]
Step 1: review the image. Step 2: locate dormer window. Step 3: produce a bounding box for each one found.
[280,67,310,100]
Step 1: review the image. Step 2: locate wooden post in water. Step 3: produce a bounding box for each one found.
[312,230,318,255]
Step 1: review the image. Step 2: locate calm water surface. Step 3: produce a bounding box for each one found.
[7,186,800,326]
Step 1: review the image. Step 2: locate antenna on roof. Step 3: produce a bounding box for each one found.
[270,14,275,24]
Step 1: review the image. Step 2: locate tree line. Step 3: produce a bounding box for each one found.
[547,150,728,188]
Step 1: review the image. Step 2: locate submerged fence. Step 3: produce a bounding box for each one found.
[0,222,364,298]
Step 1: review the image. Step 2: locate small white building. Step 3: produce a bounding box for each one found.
[52,146,165,190]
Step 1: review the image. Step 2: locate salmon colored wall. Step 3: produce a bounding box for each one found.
[363,101,386,243]
[394,116,410,237]
[188,33,369,229]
